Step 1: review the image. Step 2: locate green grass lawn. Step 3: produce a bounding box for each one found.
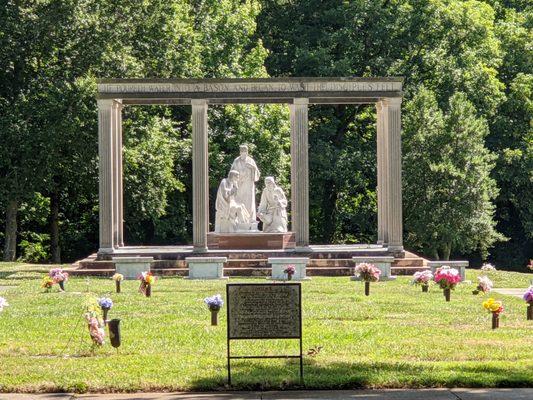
[0,263,532,393]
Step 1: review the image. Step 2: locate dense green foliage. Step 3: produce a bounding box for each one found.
[0,264,532,391]
[0,0,531,268]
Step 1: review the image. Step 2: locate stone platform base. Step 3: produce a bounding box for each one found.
[71,246,429,277]
[207,232,295,250]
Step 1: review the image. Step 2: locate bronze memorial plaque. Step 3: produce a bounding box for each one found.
[227,283,301,339]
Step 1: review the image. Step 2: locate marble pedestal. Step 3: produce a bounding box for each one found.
[207,232,295,250]
[186,257,228,280]
[268,257,310,281]
[112,256,153,280]
[350,256,396,281]
[428,261,469,281]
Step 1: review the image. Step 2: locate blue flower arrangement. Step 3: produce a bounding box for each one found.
[204,294,224,311]
[98,297,113,310]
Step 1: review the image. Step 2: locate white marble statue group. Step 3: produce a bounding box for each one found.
[215,145,288,233]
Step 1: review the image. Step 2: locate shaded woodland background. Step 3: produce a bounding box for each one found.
[0,0,531,269]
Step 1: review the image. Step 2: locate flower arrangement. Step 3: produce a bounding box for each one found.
[482,298,504,329]
[205,294,224,326]
[41,276,55,292]
[412,270,433,292]
[138,271,155,297]
[49,268,69,290]
[98,297,113,323]
[481,263,496,272]
[112,273,123,281]
[0,296,8,312]
[523,286,533,303]
[473,275,493,295]
[354,263,381,282]
[112,273,124,293]
[284,265,296,280]
[85,311,105,346]
[523,286,533,320]
[204,294,224,311]
[434,266,462,301]
[354,263,381,296]
[84,299,105,346]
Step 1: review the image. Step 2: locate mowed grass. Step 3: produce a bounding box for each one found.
[0,263,532,393]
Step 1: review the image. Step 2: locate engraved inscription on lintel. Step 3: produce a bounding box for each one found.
[227,284,300,339]
[99,81,401,94]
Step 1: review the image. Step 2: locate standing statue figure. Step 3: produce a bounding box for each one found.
[257,177,288,233]
[215,170,250,233]
[230,144,260,223]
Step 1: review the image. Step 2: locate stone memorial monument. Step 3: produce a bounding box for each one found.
[257,177,288,233]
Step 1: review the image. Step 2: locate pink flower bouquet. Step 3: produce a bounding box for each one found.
[49,268,69,291]
[354,263,381,296]
[412,270,433,292]
[284,265,296,280]
[434,266,462,301]
[434,266,461,289]
[354,263,381,282]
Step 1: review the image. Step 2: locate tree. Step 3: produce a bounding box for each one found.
[258,0,505,245]
[403,88,504,260]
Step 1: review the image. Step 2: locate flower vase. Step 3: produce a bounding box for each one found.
[444,288,451,302]
[527,304,533,321]
[59,281,65,291]
[115,280,121,293]
[287,274,293,281]
[492,313,499,329]
[422,285,429,293]
[108,319,121,348]
[145,284,151,297]
[364,281,370,296]
[211,309,219,326]
[102,307,109,324]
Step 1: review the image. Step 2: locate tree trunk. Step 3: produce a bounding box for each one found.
[441,242,451,261]
[50,189,61,263]
[3,199,18,261]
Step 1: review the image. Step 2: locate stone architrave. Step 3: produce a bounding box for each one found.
[215,171,250,233]
[230,145,260,223]
[257,177,288,233]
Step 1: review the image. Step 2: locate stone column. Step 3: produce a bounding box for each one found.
[383,97,403,252]
[112,101,124,247]
[97,99,115,253]
[192,99,209,252]
[375,101,388,246]
[289,98,309,249]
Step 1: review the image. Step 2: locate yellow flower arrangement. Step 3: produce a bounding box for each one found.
[41,276,54,291]
[483,298,504,314]
[145,274,155,285]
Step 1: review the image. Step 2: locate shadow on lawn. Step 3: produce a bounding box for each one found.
[189,360,533,391]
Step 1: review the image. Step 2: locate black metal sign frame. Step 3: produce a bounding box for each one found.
[226,282,303,385]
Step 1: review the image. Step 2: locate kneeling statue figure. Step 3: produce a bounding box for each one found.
[215,170,250,233]
[257,177,288,233]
